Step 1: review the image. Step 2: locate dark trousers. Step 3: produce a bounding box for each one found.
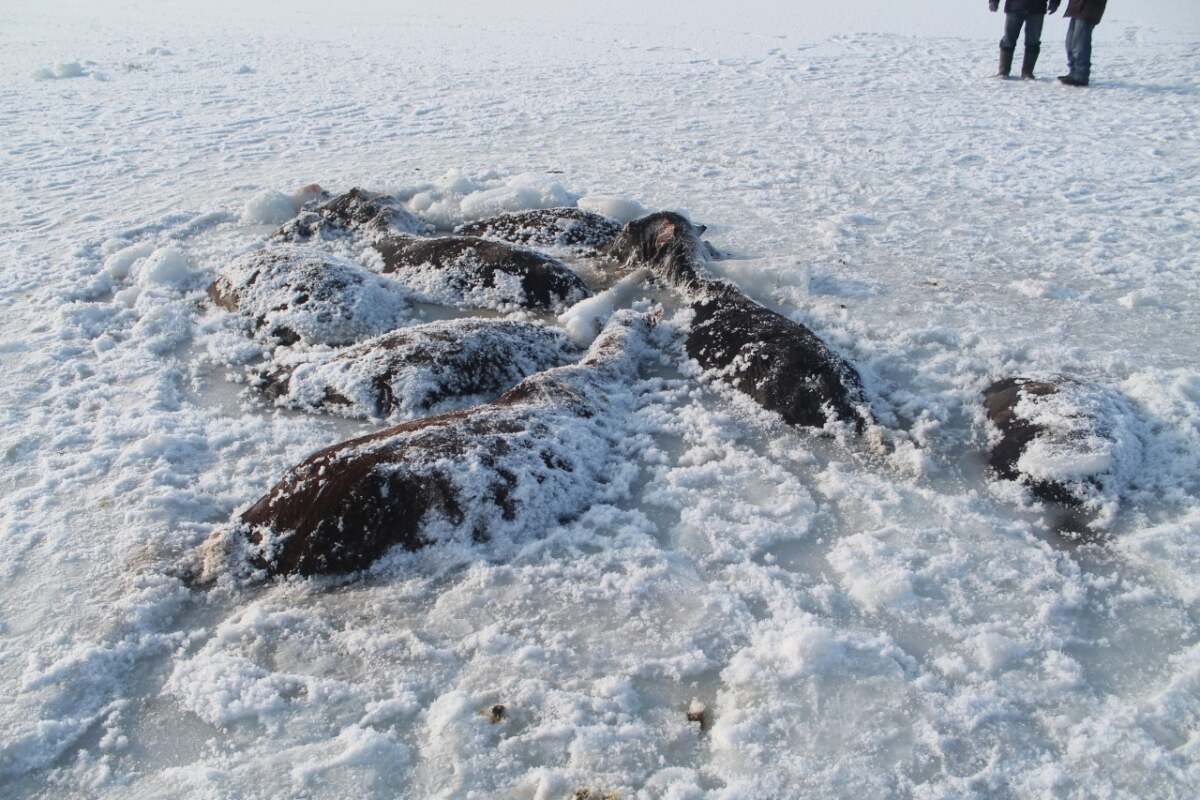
[1066,17,1095,81]
[1000,12,1044,52]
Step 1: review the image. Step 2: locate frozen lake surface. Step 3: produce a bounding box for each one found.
[2,2,1199,797]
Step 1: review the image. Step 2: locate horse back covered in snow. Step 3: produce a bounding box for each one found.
[983,376,1144,529]
[262,318,580,420]
[455,207,621,249]
[608,211,869,430]
[202,311,654,578]
[372,234,591,312]
[273,187,425,242]
[209,245,412,346]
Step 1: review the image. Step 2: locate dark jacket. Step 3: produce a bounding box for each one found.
[1002,0,1050,14]
[1065,0,1107,25]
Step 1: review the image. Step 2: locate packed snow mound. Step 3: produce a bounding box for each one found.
[557,267,651,346]
[102,241,156,280]
[134,246,198,290]
[205,311,656,578]
[370,235,591,312]
[209,246,413,346]
[33,62,86,80]
[241,190,299,226]
[267,318,580,420]
[400,170,580,229]
[578,194,649,225]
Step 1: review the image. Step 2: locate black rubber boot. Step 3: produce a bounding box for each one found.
[1058,75,1089,87]
[1021,46,1040,80]
[997,47,1015,78]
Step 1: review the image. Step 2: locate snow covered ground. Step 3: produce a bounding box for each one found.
[2,1,1200,797]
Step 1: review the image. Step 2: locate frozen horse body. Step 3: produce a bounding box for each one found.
[205,311,654,578]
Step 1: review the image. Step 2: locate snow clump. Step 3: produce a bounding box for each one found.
[241,190,299,225]
[134,246,198,290]
[102,241,156,280]
[578,194,649,224]
[33,62,86,80]
[558,267,651,346]
[402,170,580,229]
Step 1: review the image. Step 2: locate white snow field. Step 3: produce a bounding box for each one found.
[3,1,1200,797]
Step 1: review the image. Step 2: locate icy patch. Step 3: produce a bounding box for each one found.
[711,615,920,796]
[291,725,409,785]
[827,528,918,614]
[167,652,295,727]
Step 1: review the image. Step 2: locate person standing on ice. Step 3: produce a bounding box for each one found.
[1059,0,1107,86]
[990,0,1060,79]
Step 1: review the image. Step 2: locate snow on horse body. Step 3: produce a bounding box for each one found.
[371,234,591,312]
[263,318,580,420]
[983,376,1144,531]
[609,211,869,430]
[208,246,412,346]
[202,310,654,579]
[456,207,621,249]
[273,187,426,243]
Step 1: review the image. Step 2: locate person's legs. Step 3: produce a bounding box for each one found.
[998,12,1024,77]
[1022,14,1044,78]
[1073,19,1094,83]
[1064,17,1077,76]
[1061,17,1094,85]
[1000,13,1025,51]
[1024,14,1044,49]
